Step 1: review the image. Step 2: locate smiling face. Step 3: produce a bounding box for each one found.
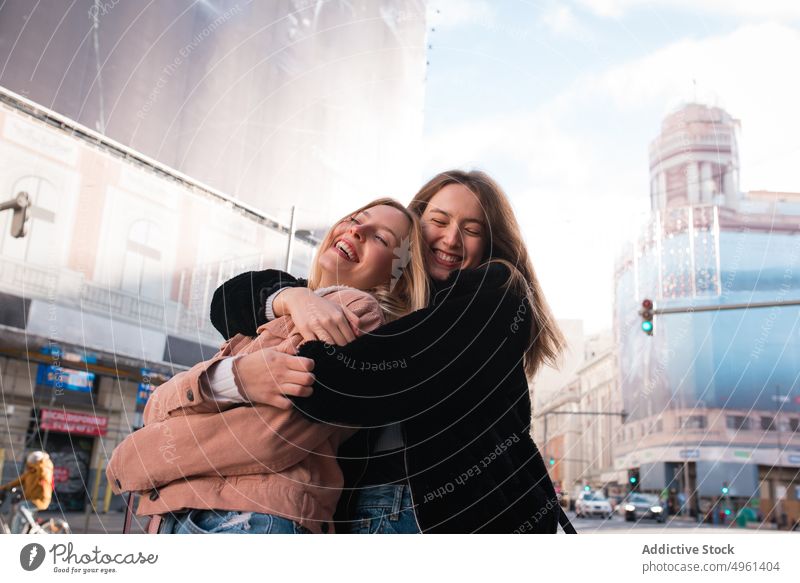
[420,183,487,281]
[317,204,412,290]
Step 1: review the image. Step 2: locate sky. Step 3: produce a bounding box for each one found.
[418,0,800,334]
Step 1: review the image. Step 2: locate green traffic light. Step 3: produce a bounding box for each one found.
[584,485,590,492]
[641,321,653,333]
[630,476,637,484]
[722,487,729,494]
[549,457,555,466]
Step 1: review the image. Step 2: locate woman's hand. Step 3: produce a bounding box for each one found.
[273,287,362,345]
[232,348,315,409]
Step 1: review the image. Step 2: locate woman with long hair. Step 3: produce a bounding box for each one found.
[107,198,429,534]
[161,170,569,533]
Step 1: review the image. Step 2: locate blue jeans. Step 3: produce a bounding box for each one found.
[343,485,420,534]
[160,510,311,534]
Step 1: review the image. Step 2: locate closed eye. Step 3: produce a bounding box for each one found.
[375,234,389,246]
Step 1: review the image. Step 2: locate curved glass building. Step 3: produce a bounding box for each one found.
[614,104,800,522]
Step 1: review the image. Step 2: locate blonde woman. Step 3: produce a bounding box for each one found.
[107,199,428,534]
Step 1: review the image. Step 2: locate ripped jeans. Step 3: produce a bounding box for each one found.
[160,510,311,534]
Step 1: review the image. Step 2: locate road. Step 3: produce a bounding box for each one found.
[564,511,788,534]
[21,509,796,535]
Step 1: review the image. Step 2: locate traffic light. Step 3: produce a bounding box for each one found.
[10,192,31,238]
[639,299,654,335]
[628,469,640,491]
[548,457,555,466]
[721,483,729,495]
[583,485,591,492]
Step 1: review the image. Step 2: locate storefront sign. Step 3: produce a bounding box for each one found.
[53,466,70,483]
[40,408,108,436]
[36,364,95,393]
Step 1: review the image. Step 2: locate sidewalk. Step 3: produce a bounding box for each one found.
[38,509,147,534]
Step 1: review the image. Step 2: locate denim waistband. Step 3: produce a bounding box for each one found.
[352,484,413,515]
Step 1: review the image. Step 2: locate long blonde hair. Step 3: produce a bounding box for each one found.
[409,170,566,378]
[308,198,429,321]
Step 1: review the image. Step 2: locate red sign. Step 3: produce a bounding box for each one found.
[40,408,108,437]
[53,466,70,483]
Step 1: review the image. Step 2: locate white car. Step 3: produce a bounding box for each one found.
[618,493,666,522]
[575,491,614,519]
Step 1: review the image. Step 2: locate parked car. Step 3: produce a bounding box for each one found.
[619,493,665,522]
[575,491,614,519]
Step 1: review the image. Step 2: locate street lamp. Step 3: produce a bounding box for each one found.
[0,191,31,238]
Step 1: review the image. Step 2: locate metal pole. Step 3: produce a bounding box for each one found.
[285,206,297,272]
[543,413,548,462]
[655,298,800,315]
[688,206,696,296]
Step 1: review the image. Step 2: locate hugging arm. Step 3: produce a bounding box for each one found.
[210,269,304,339]
[107,405,336,494]
[210,269,359,345]
[292,266,531,426]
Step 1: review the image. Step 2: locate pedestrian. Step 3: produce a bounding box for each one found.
[0,451,54,533]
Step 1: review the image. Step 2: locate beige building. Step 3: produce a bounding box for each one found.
[0,87,316,512]
[536,338,625,499]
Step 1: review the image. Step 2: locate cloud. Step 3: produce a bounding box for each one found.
[421,22,800,332]
[576,0,800,20]
[576,22,800,190]
[426,0,496,30]
[541,3,591,38]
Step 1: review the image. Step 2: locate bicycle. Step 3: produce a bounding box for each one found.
[0,488,71,534]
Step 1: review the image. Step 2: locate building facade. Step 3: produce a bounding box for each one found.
[0,1,429,514]
[614,103,800,524]
[0,88,318,511]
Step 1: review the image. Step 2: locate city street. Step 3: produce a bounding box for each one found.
[24,509,796,535]
[564,511,790,534]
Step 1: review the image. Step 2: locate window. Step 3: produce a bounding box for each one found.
[760,416,776,431]
[790,419,799,433]
[681,416,706,430]
[726,415,750,431]
[121,219,163,300]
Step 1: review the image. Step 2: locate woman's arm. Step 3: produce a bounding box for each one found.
[0,476,22,490]
[291,264,532,425]
[142,339,314,424]
[107,405,339,494]
[210,269,304,339]
[210,269,361,345]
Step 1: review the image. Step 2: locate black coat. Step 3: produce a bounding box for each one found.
[210,264,561,533]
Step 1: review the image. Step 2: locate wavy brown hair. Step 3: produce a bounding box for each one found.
[308,198,429,322]
[408,170,565,379]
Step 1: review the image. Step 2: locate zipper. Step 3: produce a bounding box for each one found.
[402,424,423,533]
